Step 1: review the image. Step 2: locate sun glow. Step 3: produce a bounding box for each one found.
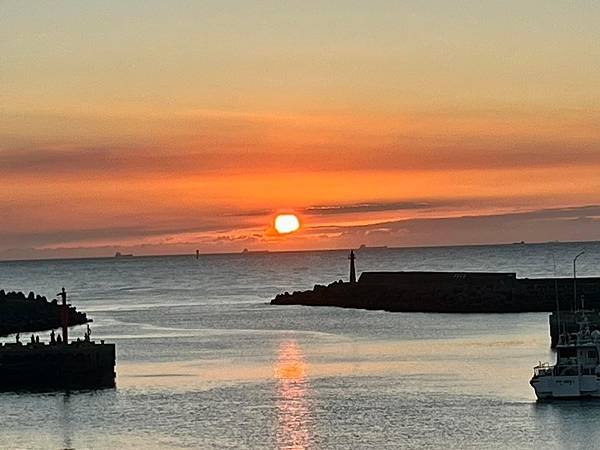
[274,214,300,234]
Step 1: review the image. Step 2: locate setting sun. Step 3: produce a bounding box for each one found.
[274,214,300,234]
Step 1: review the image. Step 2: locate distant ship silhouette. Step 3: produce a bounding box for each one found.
[241,248,269,254]
[356,244,389,251]
[114,251,134,258]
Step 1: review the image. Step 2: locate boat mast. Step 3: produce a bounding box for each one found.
[552,254,562,344]
[573,251,585,311]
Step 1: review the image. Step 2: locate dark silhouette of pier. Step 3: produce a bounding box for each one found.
[0,289,89,337]
[0,288,115,390]
[272,251,600,320]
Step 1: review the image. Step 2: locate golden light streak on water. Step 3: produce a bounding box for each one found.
[275,339,313,450]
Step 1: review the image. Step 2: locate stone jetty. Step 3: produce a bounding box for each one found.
[272,252,600,348]
[272,270,600,313]
[0,289,90,336]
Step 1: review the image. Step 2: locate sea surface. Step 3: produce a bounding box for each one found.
[2,242,600,449]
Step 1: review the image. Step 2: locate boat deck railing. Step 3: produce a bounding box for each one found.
[533,363,554,377]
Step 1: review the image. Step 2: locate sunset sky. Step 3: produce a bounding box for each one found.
[2,1,600,259]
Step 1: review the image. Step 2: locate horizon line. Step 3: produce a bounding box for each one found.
[1,238,598,264]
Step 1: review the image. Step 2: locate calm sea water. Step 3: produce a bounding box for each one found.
[2,242,600,449]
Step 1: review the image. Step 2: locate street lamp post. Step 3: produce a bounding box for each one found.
[573,251,585,311]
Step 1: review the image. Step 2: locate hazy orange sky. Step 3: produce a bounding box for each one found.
[2,1,600,259]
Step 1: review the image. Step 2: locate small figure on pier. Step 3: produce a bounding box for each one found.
[196,249,200,260]
[15,333,20,344]
[349,250,357,283]
[84,324,92,342]
[57,334,62,344]
[30,334,35,344]
[50,329,56,344]
[35,335,40,344]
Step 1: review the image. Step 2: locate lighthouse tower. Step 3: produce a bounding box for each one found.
[349,250,357,283]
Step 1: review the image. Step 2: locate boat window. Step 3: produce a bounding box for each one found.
[589,350,598,359]
[559,347,577,358]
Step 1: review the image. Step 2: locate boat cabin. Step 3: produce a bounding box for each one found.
[554,343,599,376]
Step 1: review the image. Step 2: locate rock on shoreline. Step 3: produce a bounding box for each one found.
[0,289,90,336]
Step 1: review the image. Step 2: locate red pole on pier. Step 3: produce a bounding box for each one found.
[58,287,68,344]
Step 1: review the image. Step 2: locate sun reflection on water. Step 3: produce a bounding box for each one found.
[275,339,313,450]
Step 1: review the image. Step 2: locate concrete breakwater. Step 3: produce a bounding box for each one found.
[0,289,90,336]
[271,271,600,314]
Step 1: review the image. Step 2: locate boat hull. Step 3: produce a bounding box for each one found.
[531,374,600,400]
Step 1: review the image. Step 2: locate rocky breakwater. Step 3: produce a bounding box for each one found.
[0,289,90,336]
[271,271,600,313]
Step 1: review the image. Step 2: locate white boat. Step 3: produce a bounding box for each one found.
[530,312,600,399]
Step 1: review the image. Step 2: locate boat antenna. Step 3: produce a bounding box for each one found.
[573,250,585,311]
[552,253,561,343]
